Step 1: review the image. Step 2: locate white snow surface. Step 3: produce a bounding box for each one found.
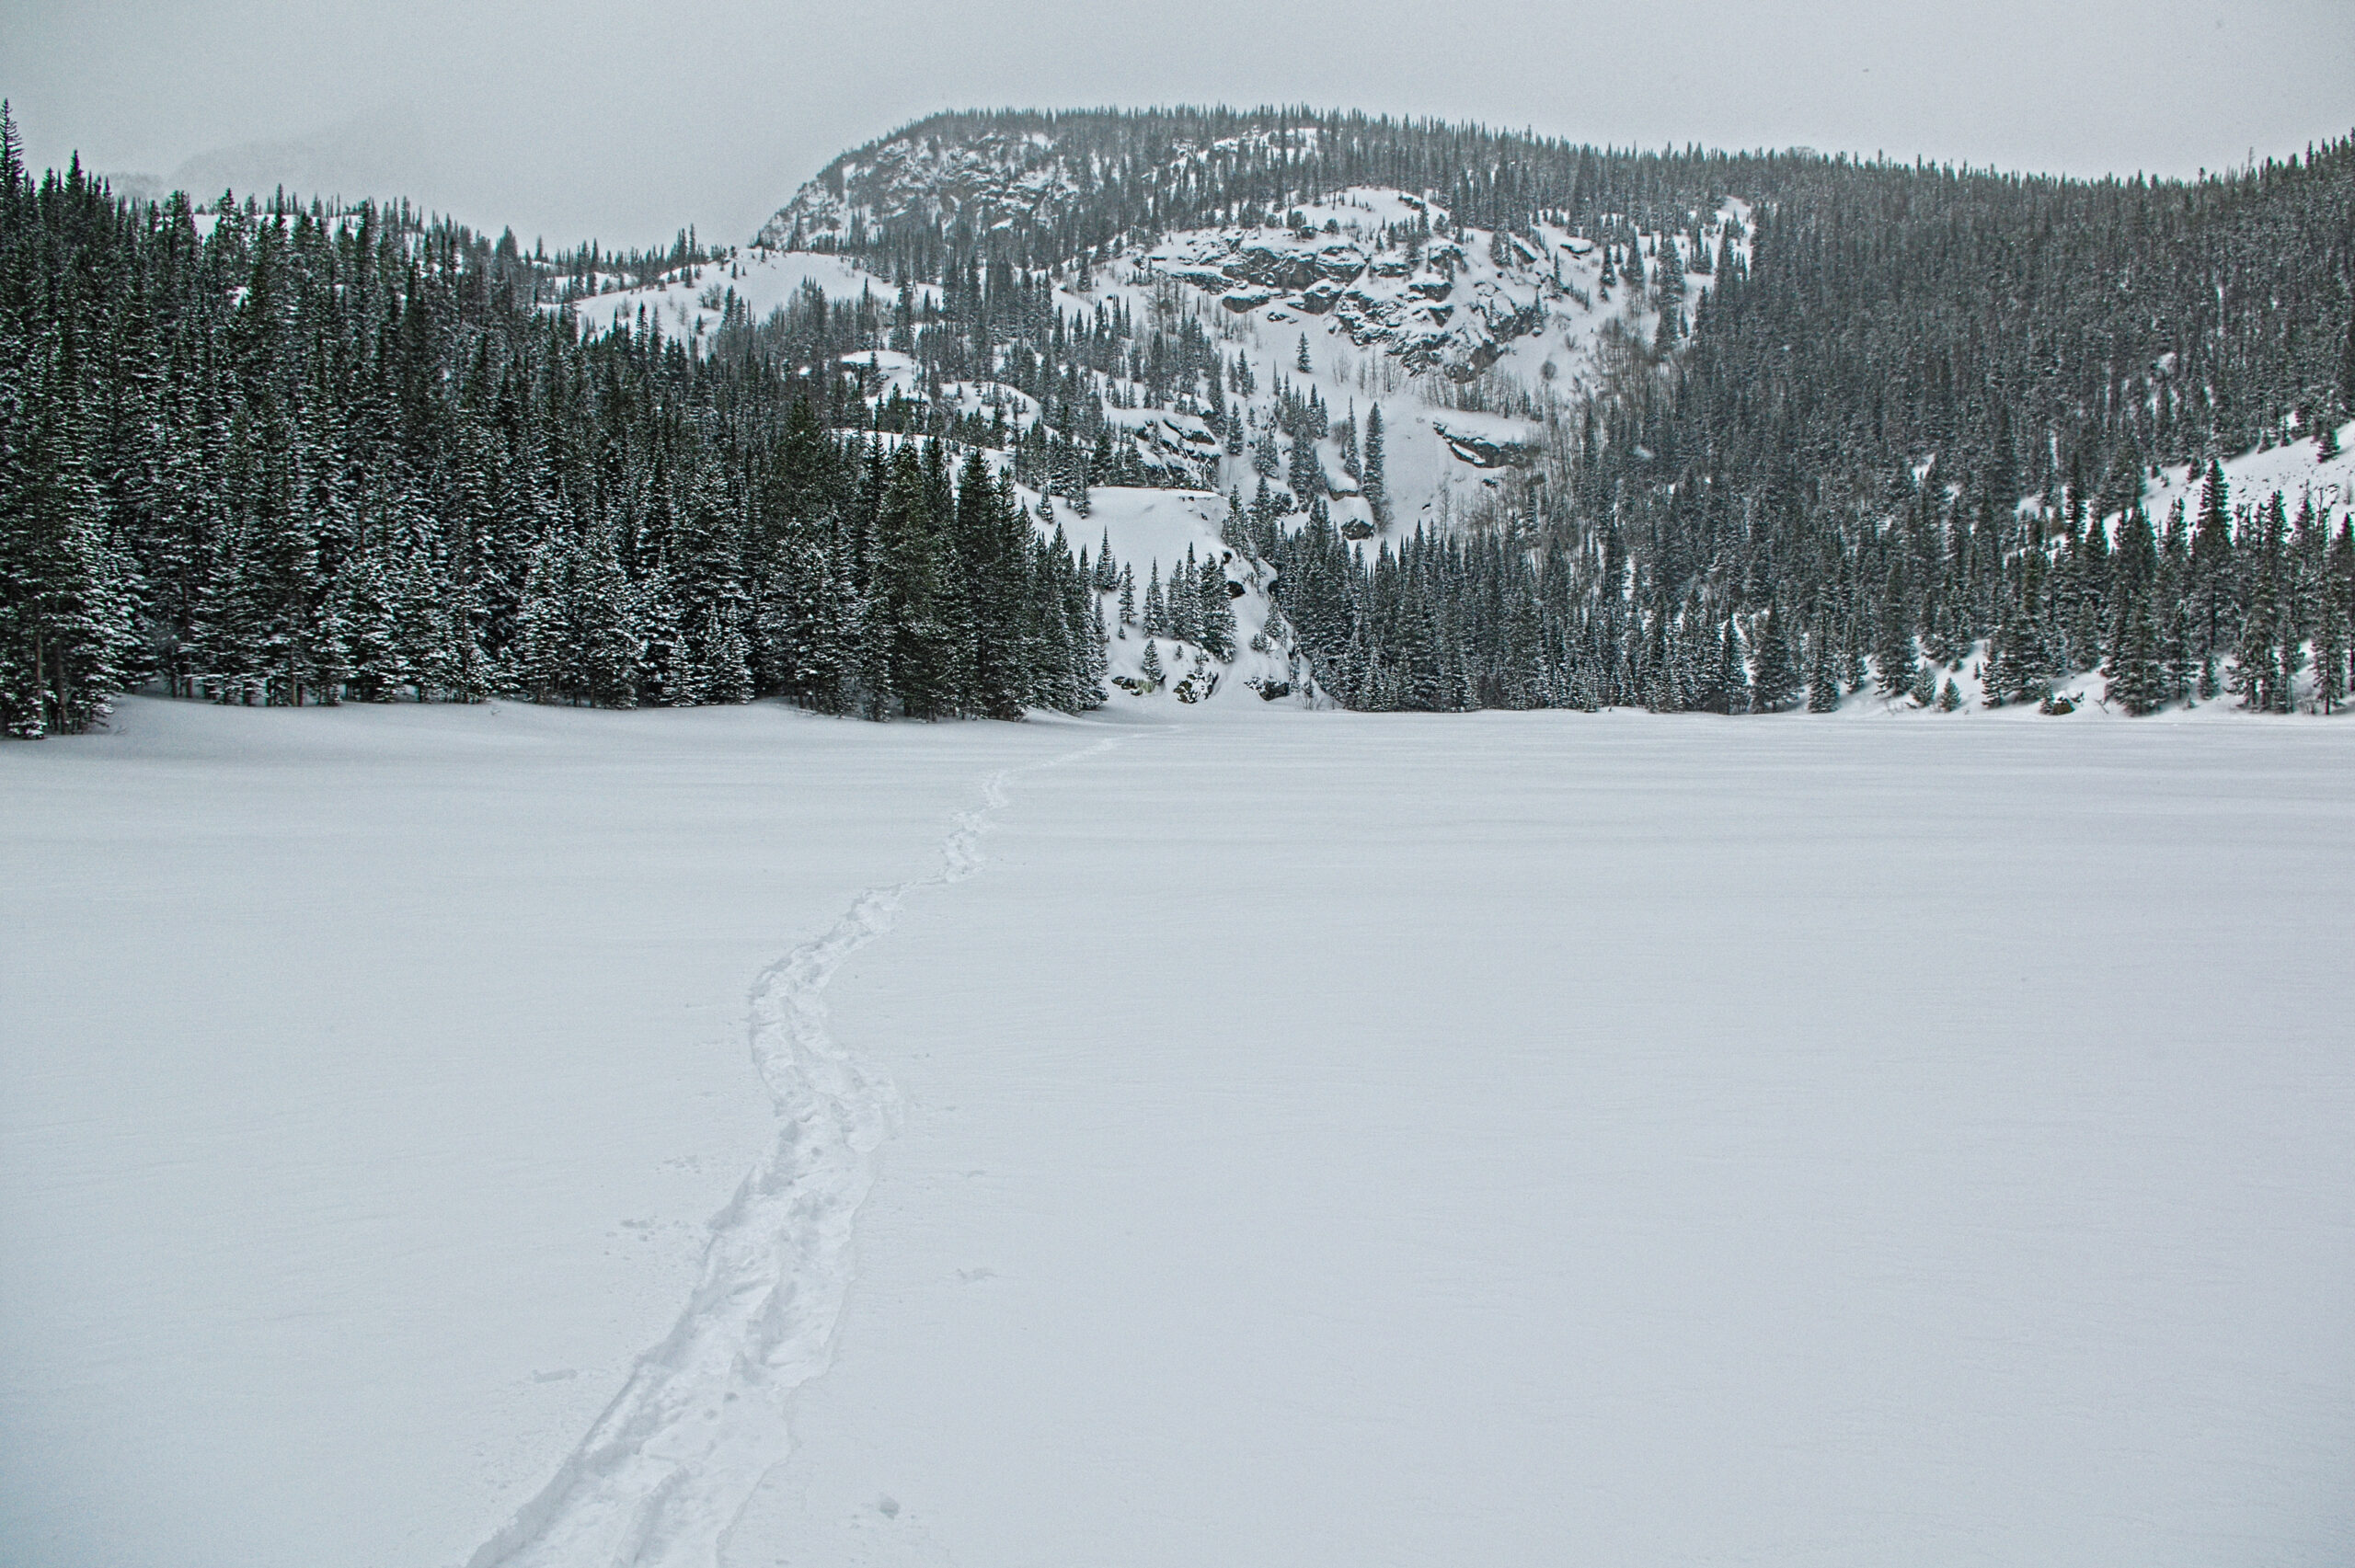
[2142,417,2355,519]
[6,698,2353,1568]
[560,250,939,343]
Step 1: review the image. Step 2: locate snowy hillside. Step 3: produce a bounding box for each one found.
[1040,486,1317,708]
[550,157,1759,715]
[559,248,938,343]
[580,172,1745,553]
[2142,418,2355,523]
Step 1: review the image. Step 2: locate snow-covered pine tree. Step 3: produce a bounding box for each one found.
[1872,561,1919,697]
[1143,562,1166,636]
[1748,605,1799,711]
[1170,545,1201,644]
[1198,555,1235,660]
[1361,405,1390,531]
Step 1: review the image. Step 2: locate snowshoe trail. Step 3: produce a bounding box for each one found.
[465,737,1121,1568]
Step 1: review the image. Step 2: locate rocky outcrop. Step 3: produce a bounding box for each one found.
[1431,422,1537,468]
[1143,220,1548,383]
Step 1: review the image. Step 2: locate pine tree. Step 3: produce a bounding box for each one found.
[1251,423,1280,481]
[2106,582,2167,715]
[1872,562,1918,697]
[1143,562,1166,636]
[2,337,136,734]
[2338,313,2355,430]
[2230,492,2297,713]
[1361,405,1390,530]
[1711,617,1748,715]
[1806,615,1843,712]
[2317,521,2352,714]
[1748,605,1799,712]
[1169,546,1202,643]
[1198,555,1236,660]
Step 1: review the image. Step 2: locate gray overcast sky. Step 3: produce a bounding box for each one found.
[5,0,2351,250]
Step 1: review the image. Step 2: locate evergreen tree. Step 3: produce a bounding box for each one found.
[1143,561,1166,636]
[876,441,965,718]
[2106,582,2167,715]
[1805,615,1843,712]
[1872,561,1918,697]
[1361,404,1390,531]
[2317,521,2352,715]
[1198,554,1236,660]
[1748,605,1799,711]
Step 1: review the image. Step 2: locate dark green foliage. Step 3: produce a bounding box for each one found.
[1749,606,1800,713]
[0,114,1102,730]
[11,99,2354,727]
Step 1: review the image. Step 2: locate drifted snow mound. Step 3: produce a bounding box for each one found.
[465,743,1115,1568]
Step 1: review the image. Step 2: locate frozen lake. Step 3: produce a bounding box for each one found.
[5,698,2351,1566]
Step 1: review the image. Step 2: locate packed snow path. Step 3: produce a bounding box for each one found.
[466,739,1120,1568]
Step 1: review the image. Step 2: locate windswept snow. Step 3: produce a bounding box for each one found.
[0,699,1082,1568]
[6,700,2352,1568]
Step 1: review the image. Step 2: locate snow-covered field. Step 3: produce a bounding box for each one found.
[6,698,2352,1567]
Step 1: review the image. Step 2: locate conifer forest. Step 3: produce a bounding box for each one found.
[5,104,2353,735]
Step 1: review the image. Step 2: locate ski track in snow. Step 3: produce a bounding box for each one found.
[465,735,1126,1568]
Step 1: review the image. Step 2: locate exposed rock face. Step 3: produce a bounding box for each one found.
[1143,221,1549,383]
[755,121,1593,395]
[1431,422,1537,468]
[758,131,1086,247]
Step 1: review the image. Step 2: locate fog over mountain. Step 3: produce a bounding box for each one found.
[7,0,2352,246]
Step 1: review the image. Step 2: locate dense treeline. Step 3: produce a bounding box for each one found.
[800,107,2355,717]
[0,109,1107,736]
[9,98,2355,733]
[1266,134,2355,715]
[1251,459,2352,715]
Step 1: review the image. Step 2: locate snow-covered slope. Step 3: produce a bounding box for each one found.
[2142,417,2355,521]
[560,248,938,344]
[586,131,1751,550]
[758,127,1081,249]
[1030,485,1317,707]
